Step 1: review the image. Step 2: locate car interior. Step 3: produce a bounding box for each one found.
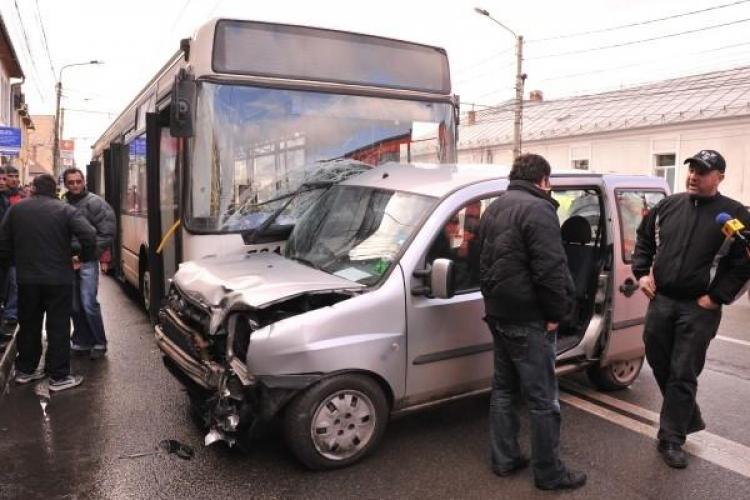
[555,188,606,354]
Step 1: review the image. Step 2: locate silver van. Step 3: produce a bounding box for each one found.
[155,163,668,469]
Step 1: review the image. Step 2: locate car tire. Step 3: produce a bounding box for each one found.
[586,356,644,391]
[283,373,389,470]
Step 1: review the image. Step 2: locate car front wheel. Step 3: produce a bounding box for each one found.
[283,373,388,470]
[586,356,644,391]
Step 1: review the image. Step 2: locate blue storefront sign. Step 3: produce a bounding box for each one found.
[0,126,22,156]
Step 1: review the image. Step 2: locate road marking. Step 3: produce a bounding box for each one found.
[560,381,750,479]
[715,335,750,348]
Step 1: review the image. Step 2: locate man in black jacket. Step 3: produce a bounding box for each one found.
[63,168,115,359]
[0,174,96,392]
[479,154,585,491]
[633,149,750,469]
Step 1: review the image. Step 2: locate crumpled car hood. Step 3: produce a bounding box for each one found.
[174,251,364,308]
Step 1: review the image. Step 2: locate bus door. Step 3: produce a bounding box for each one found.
[103,144,125,278]
[145,111,182,321]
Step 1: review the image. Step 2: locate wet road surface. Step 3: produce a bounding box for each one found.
[1,277,750,499]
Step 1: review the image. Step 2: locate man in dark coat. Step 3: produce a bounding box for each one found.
[0,174,96,391]
[478,153,585,491]
[633,149,750,468]
[63,168,115,358]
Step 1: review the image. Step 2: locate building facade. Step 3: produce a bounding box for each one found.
[0,15,33,180]
[25,115,54,177]
[458,66,750,203]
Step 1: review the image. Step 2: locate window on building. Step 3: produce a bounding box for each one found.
[653,153,676,192]
[572,159,589,170]
[570,145,590,171]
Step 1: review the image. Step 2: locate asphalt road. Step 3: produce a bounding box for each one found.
[1,277,750,499]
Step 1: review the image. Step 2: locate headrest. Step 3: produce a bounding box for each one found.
[561,215,592,245]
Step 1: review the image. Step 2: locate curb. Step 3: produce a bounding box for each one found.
[0,333,16,399]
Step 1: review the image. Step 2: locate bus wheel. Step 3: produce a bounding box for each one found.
[140,268,152,312]
[586,356,644,391]
[283,374,388,470]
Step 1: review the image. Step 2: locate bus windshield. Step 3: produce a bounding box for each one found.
[187,82,455,233]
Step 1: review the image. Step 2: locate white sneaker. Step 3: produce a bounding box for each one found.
[48,375,84,392]
[15,370,45,384]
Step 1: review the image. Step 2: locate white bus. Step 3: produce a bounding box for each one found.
[89,18,458,319]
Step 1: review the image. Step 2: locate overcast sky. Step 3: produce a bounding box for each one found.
[3,0,750,166]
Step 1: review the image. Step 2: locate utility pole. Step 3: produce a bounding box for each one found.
[475,7,526,158]
[53,60,103,179]
[513,35,525,159]
[53,80,62,178]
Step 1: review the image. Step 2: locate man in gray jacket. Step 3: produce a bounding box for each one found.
[63,168,115,359]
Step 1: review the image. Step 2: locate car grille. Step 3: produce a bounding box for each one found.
[159,308,203,361]
[159,286,212,361]
[166,287,211,334]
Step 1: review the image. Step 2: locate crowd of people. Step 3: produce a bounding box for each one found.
[0,168,114,392]
[1,151,748,489]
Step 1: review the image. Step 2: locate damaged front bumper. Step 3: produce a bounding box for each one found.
[155,324,223,390]
[155,314,322,443]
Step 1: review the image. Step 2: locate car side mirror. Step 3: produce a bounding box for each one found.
[169,69,196,138]
[430,258,455,299]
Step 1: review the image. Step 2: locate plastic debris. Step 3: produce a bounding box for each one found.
[158,439,195,460]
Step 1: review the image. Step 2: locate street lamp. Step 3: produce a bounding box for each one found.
[474,7,525,159]
[53,60,103,177]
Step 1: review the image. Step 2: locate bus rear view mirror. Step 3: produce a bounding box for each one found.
[170,70,196,138]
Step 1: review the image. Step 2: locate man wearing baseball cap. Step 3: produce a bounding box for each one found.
[632,149,750,468]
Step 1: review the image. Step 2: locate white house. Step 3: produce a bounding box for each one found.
[458,66,750,202]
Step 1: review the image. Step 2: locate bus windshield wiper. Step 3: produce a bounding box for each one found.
[243,181,333,244]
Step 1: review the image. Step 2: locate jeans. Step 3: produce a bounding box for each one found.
[3,266,18,321]
[71,261,107,348]
[644,294,721,445]
[486,318,565,487]
[16,283,73,379]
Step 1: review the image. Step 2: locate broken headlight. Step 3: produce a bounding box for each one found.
[227,313,259,363]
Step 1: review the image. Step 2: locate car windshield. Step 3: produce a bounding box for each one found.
[285,185,435,285]
[187,82,455,234]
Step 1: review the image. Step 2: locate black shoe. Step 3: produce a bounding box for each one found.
[536,470,587,491]
[493,456,530,477]
[657,441,688,469]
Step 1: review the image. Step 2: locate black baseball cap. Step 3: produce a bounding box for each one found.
[684,149,726,173]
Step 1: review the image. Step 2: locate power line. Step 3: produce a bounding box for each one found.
[529,0,750,43]
[453,47,514,74]
[10,0,45,101]
[532,41,750,84]
[530,17,750,60]
[33,0,56,79]
[454,60,516,85]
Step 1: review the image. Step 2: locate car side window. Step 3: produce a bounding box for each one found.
[426,197,496,293]
[615,190,665,263]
